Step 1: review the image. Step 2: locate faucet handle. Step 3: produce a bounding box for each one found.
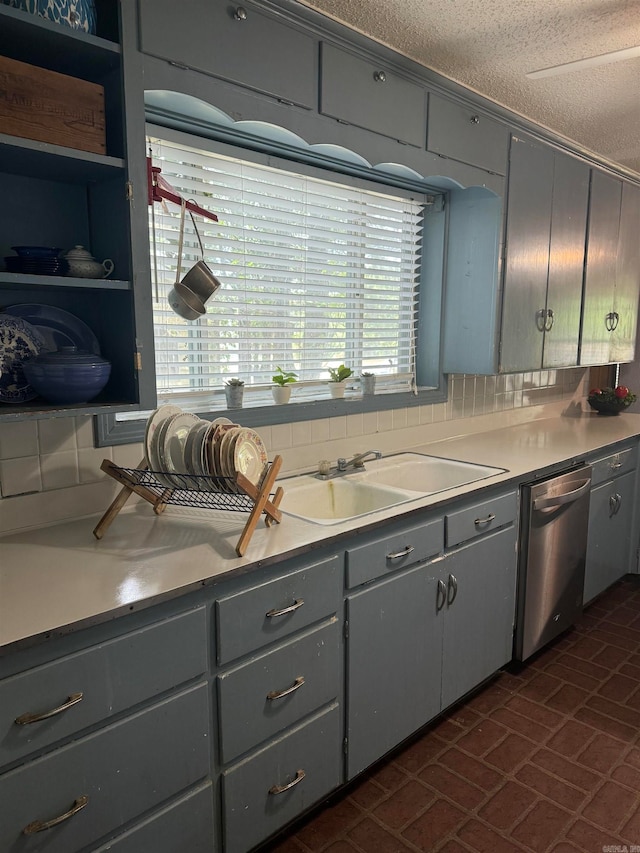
[318,460,332,476]
[337,458,348,471]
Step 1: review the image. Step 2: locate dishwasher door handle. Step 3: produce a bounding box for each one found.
[532,478,591,511]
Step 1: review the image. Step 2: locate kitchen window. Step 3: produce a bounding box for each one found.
[148,134,425,410]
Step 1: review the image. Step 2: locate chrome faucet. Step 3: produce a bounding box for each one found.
[337,449,383,471]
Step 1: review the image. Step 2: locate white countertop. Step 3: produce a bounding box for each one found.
[2,411,640,652]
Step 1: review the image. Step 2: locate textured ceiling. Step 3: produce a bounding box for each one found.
[300,0,640,176]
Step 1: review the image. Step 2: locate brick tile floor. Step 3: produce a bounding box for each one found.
[259,576,640,852]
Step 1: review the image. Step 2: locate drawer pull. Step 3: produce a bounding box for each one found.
[386,545,415,560]
[474,513,496,527]
[269,769,306,795]
[15,692,83,725]
[267,676,305,701]
[266,599,304,618]
[611,460,623,469]
[23,795,88,835]
[436,578,447,612]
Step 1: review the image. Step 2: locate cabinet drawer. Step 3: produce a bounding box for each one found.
[320,42,426,146]
[139,0,316,109]
[0,683,210,853]
[222,704,341,853]
[445,491,517,547]
[589,444,638,486]
[427,93,509,175]
[346,517,443,588]
[216,556,342,665]
[94,783,214,853]
[0,607,207,768]
[218,619,340,763]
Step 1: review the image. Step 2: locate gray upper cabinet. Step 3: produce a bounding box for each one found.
[427,93,508,175]
[581,172,640,365]
[320,42,426,147]
[138,0,317,109]
[500,136,589,372]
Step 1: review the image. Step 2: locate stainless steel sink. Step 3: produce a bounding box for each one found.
[278,453,506,524]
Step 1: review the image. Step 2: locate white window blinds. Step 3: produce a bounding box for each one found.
[148,135,424,406]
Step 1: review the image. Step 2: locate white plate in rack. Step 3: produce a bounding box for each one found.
[144,404,182,473]
[233,428,268,487]
[159,411,201,486]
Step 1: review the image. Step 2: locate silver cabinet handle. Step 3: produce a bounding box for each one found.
[611,460,623,469]
[470,115,480,124]
[373,70,387,83]
[15,692,83,725]
[545,308,554,331]
[436,578,447,612]
[535,308,546,332]
[269,769,306,795]
[533,478,591,511]
[613,311,620,330]
[266,599,304,618]
[23,796,88,835]
[474,513,496,527]
[386,545,415,560]
[447,574,458,606]
[234,6,247,20]
[605,312,616,331]
[267,676,305,701]
[609,493,622,515]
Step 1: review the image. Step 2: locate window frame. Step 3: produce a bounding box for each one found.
[94,126,449,447]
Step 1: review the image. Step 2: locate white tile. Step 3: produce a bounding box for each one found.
[74,416,95,448]
[270,423,293,450]
[329,416,347,440]
[377,410,393,434]
[78,447,113,484]
[112,443,145,470]
[38,418,78,454]
[406,406,420,427]
[0,421,39,459]
[419,404,434,425]
[311,419,331,443]
[362,412,378,434]
[432,403,446,423]
[346,414,364,437]
[40,451,79,491]
[291,421,311,447]
[0,456,43,497]
[392,408,408,430]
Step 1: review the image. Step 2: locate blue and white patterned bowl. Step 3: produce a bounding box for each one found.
[2,0,97,34]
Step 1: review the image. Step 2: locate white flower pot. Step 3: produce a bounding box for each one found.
[329,381,346,399]
[272,385,292,404]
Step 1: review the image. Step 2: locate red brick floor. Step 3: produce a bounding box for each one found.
[262,577,640,852]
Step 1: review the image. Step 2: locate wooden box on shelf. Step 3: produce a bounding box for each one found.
[0,55,105,154]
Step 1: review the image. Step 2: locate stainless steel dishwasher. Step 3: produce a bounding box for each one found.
[515,465,592,661]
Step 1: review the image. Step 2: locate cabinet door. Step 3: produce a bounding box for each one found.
[500,136,554,372]
[427,94,508,175]
[346,564,441,779]
[138,0,316,109]
[611,182,640,363]
[440,526,517,710]
[543,152,590,368]
[584,471,636,604]
[580,170,622,365]
[320,42,426,147]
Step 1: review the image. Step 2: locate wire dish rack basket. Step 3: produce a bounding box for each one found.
[93,456,284,556]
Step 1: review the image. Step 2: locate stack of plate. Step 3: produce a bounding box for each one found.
[144,404,268,493]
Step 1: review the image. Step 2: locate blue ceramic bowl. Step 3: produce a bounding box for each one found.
[23,346,110,404]
[11,246,60,258]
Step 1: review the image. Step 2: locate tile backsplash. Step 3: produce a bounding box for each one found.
[0,368,589,534]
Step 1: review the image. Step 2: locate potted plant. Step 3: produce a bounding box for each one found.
[328,364,353,398]
[224,377,244,409]
[361,371,376,397]
[272,366,298,404]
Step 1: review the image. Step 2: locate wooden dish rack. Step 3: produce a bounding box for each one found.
[93,455,284,557]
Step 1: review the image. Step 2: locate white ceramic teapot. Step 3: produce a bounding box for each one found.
[62,245,114,279]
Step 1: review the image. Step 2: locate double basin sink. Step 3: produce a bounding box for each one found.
[277,453,506,524]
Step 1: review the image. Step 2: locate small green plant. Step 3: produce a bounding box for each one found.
[224,377,244,387]
[272,366,298,386]
[328,364,353,383]
[361,371,375,378]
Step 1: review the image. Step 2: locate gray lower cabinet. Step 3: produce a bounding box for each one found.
[346,489,518,779]
[584,468,637,604]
